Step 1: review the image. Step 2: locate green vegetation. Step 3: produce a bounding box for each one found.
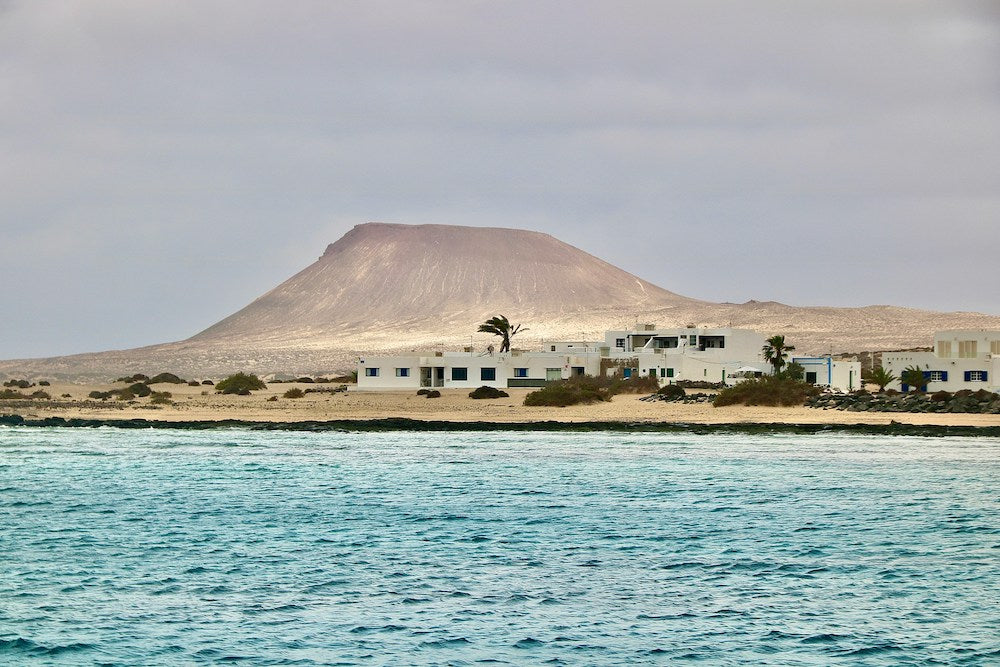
[762,335,795,374]
[477,315,528,353]
[425,390,441,398]
[712,376,820,407]
[469,386,509,399]
[609,374,660,394]
[216,373,267,395]
[900,365,927,393]
[150,391,173,405]
[864,366,897,392]
[283,388,305,399]
[116,374,149,383]
[0,389,50,400]
[656,384,687,400]
[3,379,33,388]
[524,376,611,407]
[147,373,185,384]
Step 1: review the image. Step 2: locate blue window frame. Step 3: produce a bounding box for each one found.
[395,368,410,377]
[514,368,529,378]
[364,367,379,377]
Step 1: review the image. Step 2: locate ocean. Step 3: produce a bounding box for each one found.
[1,427,998,665]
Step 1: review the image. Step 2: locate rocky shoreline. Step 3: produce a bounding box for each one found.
[2,413,999,437]
[807,389,1000,414]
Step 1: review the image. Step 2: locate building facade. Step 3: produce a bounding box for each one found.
[882,330,999,392]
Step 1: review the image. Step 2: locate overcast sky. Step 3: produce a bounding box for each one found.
[2,0,998,359]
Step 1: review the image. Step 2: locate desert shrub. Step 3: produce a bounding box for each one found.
[88,390,113,400]
[283,388,305,399]
[656,384,687,400]
[305,386,345,394]
[124,383,151,398]
[0,389,46,399]
[202,380,215,386]
[147,373,185,384]
[61,393,71,398]
[294,376,315,383]
[713,377,820,407]
[216,373,267,395]
[469,386,509,399]
[267,396,278,402]
[524,376,611,407]
[930,391,952,402]
[425,390,441,398]
[3,379,32,388]
[188,380,201,387]
[38,380,50,386]
[150,392,173,405]
[30,390,51,400]
[609,374,661,394]
[417,388,429,395]
[116,374,149,383]
[973,389,998,401]
[314,377,331,383]
[116,390,135,400]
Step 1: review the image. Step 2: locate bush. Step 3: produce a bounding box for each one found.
[3,379,33,388]
[124,383,151,398]
[656,384,687,400]
[88,390,113,400]
[283,388,305,399]
[0,389,49,400]
[524,376,611,407]
[416,389,429,395]
[38,380,50,386]
[30,390,51,400]
[713,377,820,407]
[425,390,441,398]
[931,391,952,402]
[115,374,149,383]
[469,386,509,399]
[188,381,201,387]
[147,373,185,384]
[216,373,267,395]
[202,380,215,386]
[609,374,661,394]
[150,392,173,405]
[267,396,278,402]
[294,376,315,383]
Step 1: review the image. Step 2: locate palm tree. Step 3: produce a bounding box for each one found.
[762,335,795,374]
[900,365,927,393]
[478,315,528,353]
[864,366,897,392]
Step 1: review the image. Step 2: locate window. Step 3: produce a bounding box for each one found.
[514,367,528,378]
[937,341,952,358]
[659,368,666,378]
[550,345,556,352]
[958,340,978,358]
[623,368,632,379]
[572,367,585,376]
[364,367,379,377]
[615,338,626,349]
[395,367,410,377]
[666,368,675,378]
[806,372,818,384]
[689,335,697,345]
[928,370,947,382]
[546,368,561,381]
[481,367,496,381]
[992,341,1000,356]
[451,367,468,381]
[966,370,988,382]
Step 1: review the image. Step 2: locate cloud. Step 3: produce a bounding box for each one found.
[1,0,998,357]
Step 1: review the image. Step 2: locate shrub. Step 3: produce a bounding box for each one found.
[417,388,429,395]
[30,390,51,400]
[115,374,149,383]
[294,376,315,383]
[469,386,509,399]
[610,374,660,394]
[524,376,611,407]
[314,377,331,383]
[61,393,72,398]
[3,379,32,388]
[713,377,820,407]
[202,380,215,386]
[267,396,278,402]
[930,391,952,402]
[216,373,267,395]
[147,373,185,384]
[656,384,687,400]
[425,390,441,398]
[124,383,151,398]
[0,389,48,399]
[88,390,113,400]
[283,388,305,399]
[150,392,173,405]
[188,381,201,387]
[38,380,50,386]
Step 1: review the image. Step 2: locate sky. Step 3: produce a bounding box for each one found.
[2,0,998,359]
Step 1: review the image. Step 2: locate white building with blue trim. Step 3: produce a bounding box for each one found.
[883,330,1000,392]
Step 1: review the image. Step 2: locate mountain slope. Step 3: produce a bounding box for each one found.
[1,222,998,380]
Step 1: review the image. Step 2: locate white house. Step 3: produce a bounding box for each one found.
[356,346,604,391]
[604,325,770,386]
[883,330,1000,392]
[791,356,862,391]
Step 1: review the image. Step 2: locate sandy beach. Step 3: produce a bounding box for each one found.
[3,381,999,428]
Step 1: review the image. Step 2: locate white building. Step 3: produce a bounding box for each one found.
[883,330,1000,392]
[791,356,862,392]
[356,346,603,391]
[604,325,770,386]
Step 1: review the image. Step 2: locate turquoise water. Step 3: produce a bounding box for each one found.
[1,428,998,665]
